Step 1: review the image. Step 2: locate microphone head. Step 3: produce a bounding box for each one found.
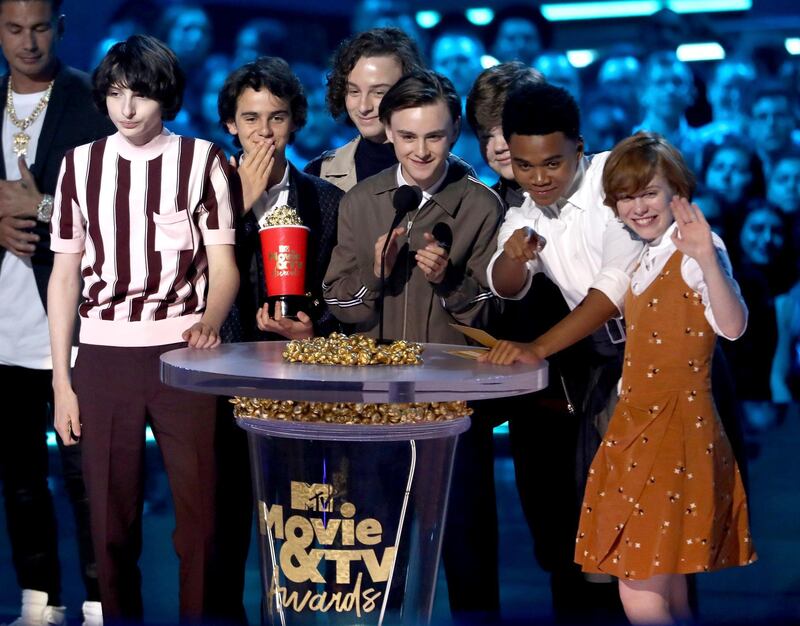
[432,222,453,250]
[392,185,423,216]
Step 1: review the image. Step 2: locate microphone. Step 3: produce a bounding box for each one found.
[379,185,422,343]
[431,222,453,251]
[389,184,423,232]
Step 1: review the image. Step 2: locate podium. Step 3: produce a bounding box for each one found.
[161,342,547,625]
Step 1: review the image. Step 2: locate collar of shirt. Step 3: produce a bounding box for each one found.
[112,127,173,161]
[396,162,450,208]
[640,221,679,271]
[252,160,292,228]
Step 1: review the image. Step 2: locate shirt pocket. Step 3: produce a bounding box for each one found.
[153,210,194,251]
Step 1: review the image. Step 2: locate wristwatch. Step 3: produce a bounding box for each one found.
[36,194,54,223]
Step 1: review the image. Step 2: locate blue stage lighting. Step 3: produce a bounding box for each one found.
[567,49,598,68]
[416,10,442,29]
[668,0,751,13]
[676,41,725,62]
[466,8,495,26]
[480,54,501,69]
[541,1,660,21]
[47,426,157,447]
[541,0,751,21]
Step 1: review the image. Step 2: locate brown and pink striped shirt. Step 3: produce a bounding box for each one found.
[51,130,237,347]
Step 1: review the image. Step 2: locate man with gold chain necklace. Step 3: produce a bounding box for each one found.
[0,1,113,625]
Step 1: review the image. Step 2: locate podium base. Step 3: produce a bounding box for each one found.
[240,417,470,625]
[266,295,311,320]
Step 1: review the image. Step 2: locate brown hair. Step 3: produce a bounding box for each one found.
[465,61,544,135]
[378,69,461,127]
[325,27,424,123]
[603,131,695,213]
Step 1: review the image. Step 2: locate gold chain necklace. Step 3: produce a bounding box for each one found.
[6,79,55,156]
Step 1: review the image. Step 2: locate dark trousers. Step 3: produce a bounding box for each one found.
[73,343,218,622]
[441,396,625,625]
[0,364,98,605]
[442,409,501,624]
[206,397,253,625]
[510,395,625,625]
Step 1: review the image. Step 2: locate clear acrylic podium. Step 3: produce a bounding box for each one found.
[161,342,547,625]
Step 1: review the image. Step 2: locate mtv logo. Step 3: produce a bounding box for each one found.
[291,481,334,512]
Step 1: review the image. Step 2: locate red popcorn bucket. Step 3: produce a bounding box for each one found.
[260,225,310,319]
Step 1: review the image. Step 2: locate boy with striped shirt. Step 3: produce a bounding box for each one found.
[47,35,239,622]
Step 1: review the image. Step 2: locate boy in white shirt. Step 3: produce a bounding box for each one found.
[484,82,642,365]
[481,82,642,619]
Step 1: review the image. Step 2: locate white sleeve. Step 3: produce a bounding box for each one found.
[590,216,642,311]
[486,204,542,300]
[680,234,748,340]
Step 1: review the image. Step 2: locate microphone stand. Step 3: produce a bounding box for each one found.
[378,185,421,344]
[378,214,403,344]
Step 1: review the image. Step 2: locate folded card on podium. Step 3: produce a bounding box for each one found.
[449,323,498,348]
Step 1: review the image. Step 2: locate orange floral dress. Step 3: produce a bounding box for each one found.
[575,251,756,580]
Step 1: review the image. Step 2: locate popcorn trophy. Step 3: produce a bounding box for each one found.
[259,205,311,319]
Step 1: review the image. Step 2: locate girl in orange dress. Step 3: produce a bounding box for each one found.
[574,132,756,624]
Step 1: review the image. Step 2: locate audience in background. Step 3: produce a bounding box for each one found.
[200,55,237,154]
[726,204,795,430]
[533,50,582,104]
[430,18,485,98]
[232,18,287,67]
[700,139,766,239]
[772,277,800,404]
[635,51,698,157]
[748,84,799,177]
[429,15,488,178]
[351,0,423,47]
[767,152,800,215]
[156,3,213,137]
[582,92,633,153]
[286,63,345,169]
[698,57,757,145]
[596,53,641,122]
[485,5,548,65]
[157,3,211,72]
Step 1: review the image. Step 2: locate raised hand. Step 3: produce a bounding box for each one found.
[415,232,449,284]
[373,226,405,279]
[670,196,714,264]
[229,141,275,213]
[503,226,545,264]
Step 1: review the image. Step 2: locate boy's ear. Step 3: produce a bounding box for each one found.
[576,136,585,158]
[225,120,238,137]
[451,117,461,147]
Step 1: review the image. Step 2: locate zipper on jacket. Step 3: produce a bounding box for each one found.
[402,202,428,340]
[559,373,576,415]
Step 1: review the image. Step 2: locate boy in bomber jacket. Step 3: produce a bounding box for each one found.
[322,69,505,623]
[323,69,502,344]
